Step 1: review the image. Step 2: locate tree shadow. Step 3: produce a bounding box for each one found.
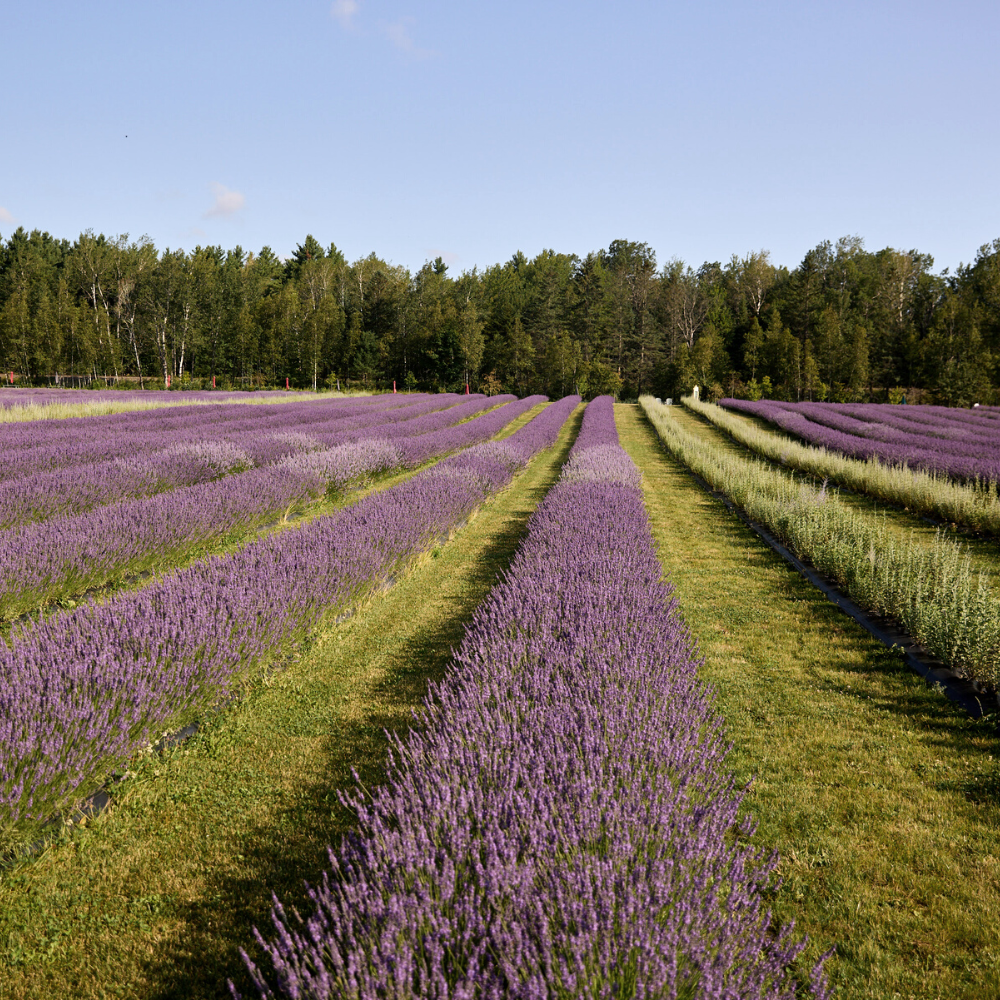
[139,412,582,1000]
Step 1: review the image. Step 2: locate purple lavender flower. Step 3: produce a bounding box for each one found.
[237,396,831,1000]
[720,399,1000,484]
[0,396,579,837]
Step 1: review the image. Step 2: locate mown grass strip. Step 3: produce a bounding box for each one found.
[617,402,1000,1000]
[0,405,581,1000]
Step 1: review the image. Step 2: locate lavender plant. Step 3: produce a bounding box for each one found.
[720,399,1000,485]
[237,396,831,1000]
[686,395,1000,537]
[642,397,1000,692]
[0,396,578,840]
[0,397,539,621]
[0,394,474,525]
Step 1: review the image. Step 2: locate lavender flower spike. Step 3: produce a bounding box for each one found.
[238,396,831,1000]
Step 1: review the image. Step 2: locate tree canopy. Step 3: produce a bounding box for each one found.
[1,228,997,403]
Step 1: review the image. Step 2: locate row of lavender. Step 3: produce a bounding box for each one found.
[0,394,483,524]
[725,400,1000,452]
[721,399,1000,483]
[237,397,830,1000]
[0,394,538,622]
[0,388,316,410]
[0,392,442,483]
[0,396,578,834]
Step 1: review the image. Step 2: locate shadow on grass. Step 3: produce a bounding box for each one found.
[139,411,582,1000]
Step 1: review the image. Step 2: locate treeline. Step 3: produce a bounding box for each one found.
[1,229,998,403]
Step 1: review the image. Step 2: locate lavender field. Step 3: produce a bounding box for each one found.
[238,397,831,999]
[720,398,1000,484]
[1,393,996,1000]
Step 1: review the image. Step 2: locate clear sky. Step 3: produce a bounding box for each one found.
[3,0,998,275]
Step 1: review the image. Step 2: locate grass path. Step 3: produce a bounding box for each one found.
[0,405,581,1000]
[617,403,1000,1000]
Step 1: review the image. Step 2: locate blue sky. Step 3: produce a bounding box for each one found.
[3,0,998,274]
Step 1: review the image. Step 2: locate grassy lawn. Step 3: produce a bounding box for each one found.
[618,402,1000,1000]
[0,404,580,1000]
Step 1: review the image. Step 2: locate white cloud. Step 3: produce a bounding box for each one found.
[204,183,245,219]
[385,16,434,56]
[0,206,15,225]
[424,249,459,266]
[331,0,358,28]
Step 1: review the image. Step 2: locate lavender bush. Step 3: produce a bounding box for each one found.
[0,391,465,483]
[0,394,479,525]
[238,396,830,1000]
[686,395,1000,537]
[721,399,1000,484]
[0,388,317,410]
[0,396,578,837]
[0,397,534,622]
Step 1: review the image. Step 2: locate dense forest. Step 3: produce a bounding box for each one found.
[1,228,998,404]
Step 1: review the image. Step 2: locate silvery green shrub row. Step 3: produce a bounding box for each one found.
[643,397,1000,692]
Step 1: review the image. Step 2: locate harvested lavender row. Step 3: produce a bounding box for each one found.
[0,395,465,523]
[239,396,829,1000]
[0,393,427,484]
[0,396,578,831]
[721,398,1000,483]
[0,396,530,621]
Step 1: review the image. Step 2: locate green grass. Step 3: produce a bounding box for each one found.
[0,404,581,1000]
[618,403,1000,1000]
